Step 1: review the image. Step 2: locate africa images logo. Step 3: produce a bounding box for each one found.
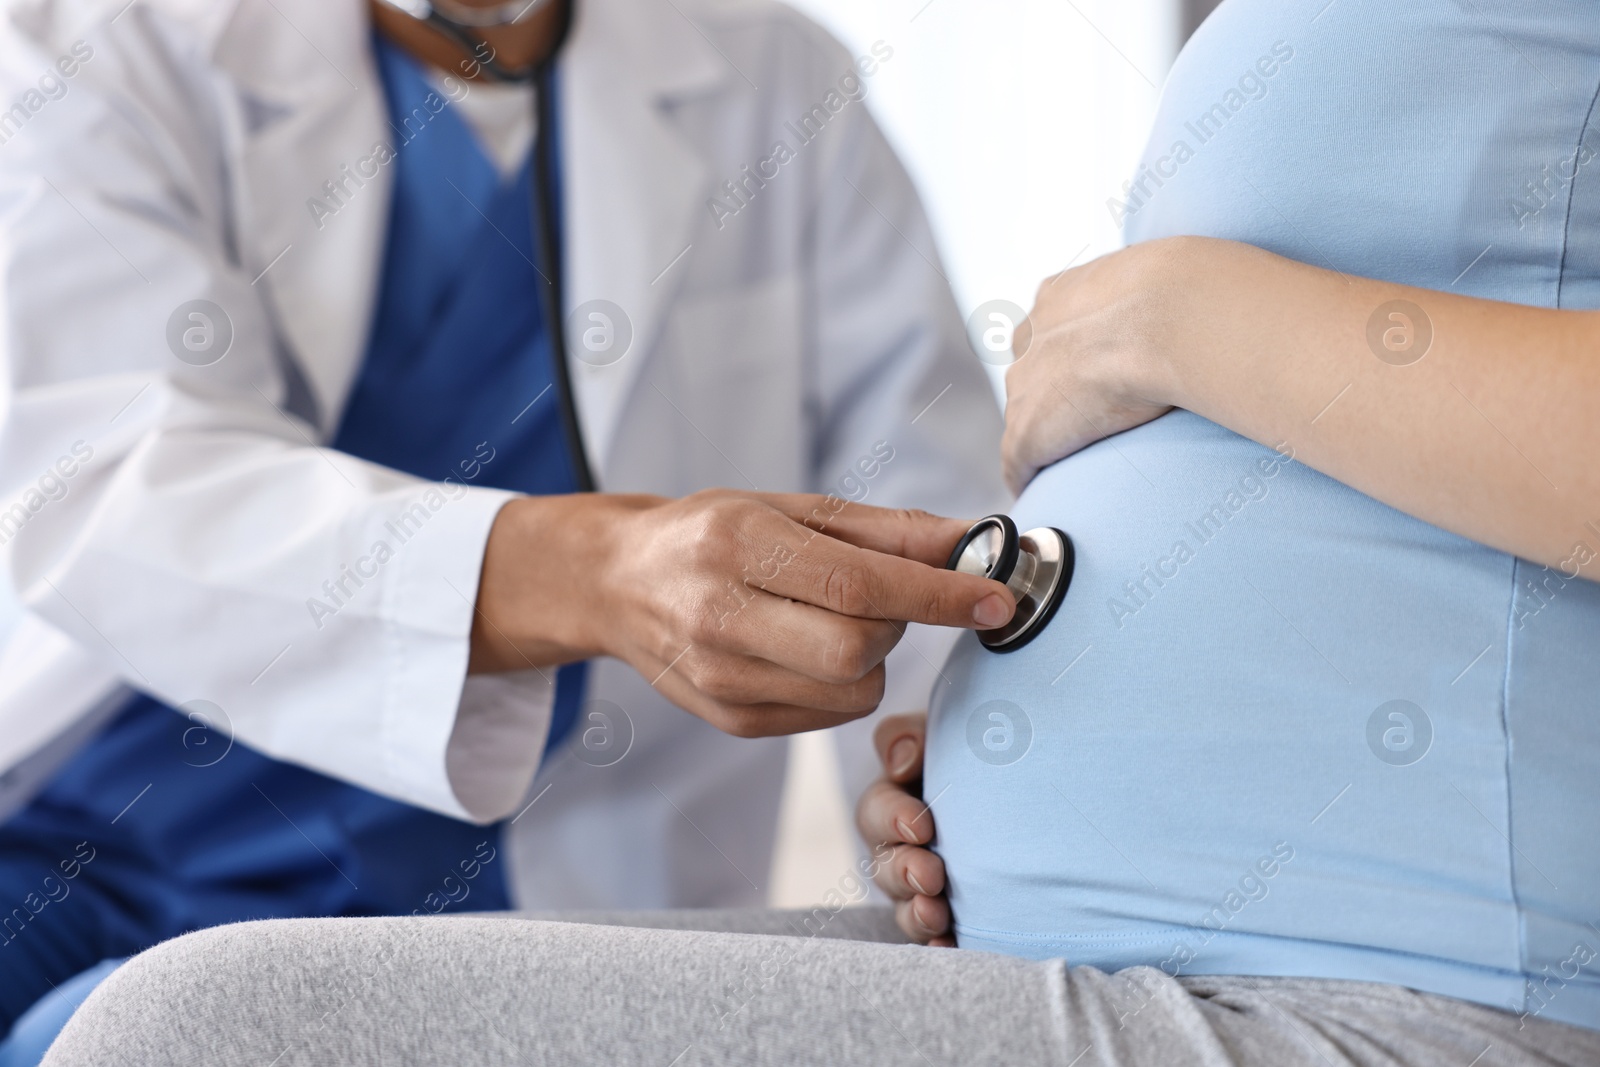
[1365,700,1432,767]
[966,699,1032,766]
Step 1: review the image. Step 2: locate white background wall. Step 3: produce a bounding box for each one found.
[786,0,1179,356]
[768,0,1183,907]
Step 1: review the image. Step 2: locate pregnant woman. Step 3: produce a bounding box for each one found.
[37,2,1600,1064]
[928,0,1600,1006]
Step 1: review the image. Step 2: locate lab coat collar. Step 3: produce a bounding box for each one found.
[199,0,729,464]
[212,0,392,431]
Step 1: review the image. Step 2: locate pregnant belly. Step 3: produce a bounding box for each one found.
[925,411,1528,987]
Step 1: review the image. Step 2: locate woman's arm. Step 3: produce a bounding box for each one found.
[1003,236,1600,578]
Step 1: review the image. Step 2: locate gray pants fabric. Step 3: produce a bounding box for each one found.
[41,907,1600,1066]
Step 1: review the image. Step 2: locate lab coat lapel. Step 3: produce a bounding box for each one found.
[210,0,727,454]
[214,0,391,434]
[559,0,727,474]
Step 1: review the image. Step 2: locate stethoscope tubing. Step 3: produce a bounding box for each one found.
[528,5,597,493]
[378,0,592,487]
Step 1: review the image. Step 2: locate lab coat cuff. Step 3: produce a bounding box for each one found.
[447,667,557,823]
[380,485,548,822]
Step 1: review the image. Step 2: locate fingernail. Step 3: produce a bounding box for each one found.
[973,594,1011,628]
[888,738,917,777]
[894,817,918,843]
[907,871,931,896]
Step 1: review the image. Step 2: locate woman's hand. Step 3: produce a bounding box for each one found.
[1002,237,1229,493]
[471,492,1015,738]
[856,712,952,946]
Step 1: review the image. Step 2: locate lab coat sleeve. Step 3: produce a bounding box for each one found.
[794,30,1011,802]
[0,7,553,822]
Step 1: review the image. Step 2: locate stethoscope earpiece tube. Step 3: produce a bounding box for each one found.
[530,47,597,494]
[947,514,1074,653]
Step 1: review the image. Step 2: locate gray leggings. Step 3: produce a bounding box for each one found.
[41,908,1600,1066]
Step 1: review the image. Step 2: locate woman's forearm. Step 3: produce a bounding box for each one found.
[1162,240,1600,577]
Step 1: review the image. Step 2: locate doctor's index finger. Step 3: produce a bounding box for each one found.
[762,519,1015,630]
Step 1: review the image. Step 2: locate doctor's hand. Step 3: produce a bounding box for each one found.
[471,491,1015,737]
[857,712,952,946]
[1001,237,1230,493]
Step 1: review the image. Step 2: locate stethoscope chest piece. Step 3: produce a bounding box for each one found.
[945,514,1074,653]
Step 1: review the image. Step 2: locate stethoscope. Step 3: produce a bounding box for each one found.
[945,515,1074,652]
[382,0,597,492]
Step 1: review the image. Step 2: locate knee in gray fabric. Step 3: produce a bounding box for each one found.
[42,920,313,1066]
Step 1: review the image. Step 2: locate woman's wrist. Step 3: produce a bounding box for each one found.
[1133,235,1249,416]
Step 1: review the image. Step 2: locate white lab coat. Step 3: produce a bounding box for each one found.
[0,0,1005,908]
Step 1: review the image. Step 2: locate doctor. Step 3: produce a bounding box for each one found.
[0,0,1008,1040]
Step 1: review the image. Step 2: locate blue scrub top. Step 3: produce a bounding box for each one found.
[0,38,584,1031]
[927,0,1600,1032]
